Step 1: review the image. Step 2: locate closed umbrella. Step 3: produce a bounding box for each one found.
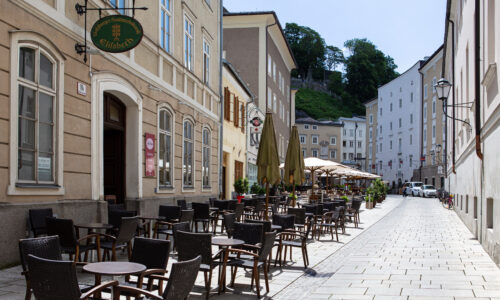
[256,113,281,220]
[284,126,305,207]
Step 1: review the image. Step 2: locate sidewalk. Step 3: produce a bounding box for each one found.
[0,196,403,299]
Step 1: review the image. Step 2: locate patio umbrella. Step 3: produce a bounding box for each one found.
[256,112,281,220]
[303,157,338,202]
[284,126,305,207]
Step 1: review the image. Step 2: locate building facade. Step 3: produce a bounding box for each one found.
[364,99,378,173]
[339,116,366,170]
[375,61,422,188]
[222,60,252,199]
[296,117,343,162]
[222,11,297,163]
[0,0,221,266]
[415,46,446,189]
[443,0,500,263]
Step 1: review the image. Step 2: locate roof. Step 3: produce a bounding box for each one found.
[223,59,255,99]
[363,97,378,105]
[338,116,366,122]
[295,117,343,127]
[377,60,424,91]
[419,44,444,71]
[223,10,298,69]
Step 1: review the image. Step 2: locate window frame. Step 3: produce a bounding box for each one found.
[202,127,211,190]
[183,15,194,71]
[330,136,336,145]
[203,38,210,86]
[159,0,172,53]
[157,104,175,192]
[311,135,319,145]
[299,134,306,144]
[182,117,195,190]
[8,32,65,196]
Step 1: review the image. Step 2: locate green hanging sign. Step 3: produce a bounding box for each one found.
[91,15,143,53]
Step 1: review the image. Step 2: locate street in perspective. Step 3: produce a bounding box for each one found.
[0,0,499,299]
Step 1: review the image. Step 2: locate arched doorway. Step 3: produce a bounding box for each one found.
[103,93,125,203]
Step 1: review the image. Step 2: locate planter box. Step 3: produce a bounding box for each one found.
[365,201,373,209]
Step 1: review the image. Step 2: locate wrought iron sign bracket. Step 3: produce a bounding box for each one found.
[74,0,147,62]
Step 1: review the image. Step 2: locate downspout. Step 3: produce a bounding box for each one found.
[245,95,255,185]
[218,3,224,199]
[474,0,483,160]
[419,70,424,181]
[449,19,456,173]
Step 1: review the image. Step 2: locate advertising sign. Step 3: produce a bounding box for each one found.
[145,133,155,177]
[91,15,143,53]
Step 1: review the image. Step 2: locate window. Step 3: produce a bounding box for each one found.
[330,136,336,145]
[300,135,306,144]
[390,122,392,131]
[349,153,354,160]
[369,128,372,139]
[432,97,436,116]
[358,141,362,148]
[312,125,318,130]
[203,39,210,85]
[160,0,172,52]
[398,118,402,128]
[110,0,125,14]
[330,150,336,159]
[302,149,306,158]
[410,114,413,124]
[423,103,427,120]
[399,99,402,108]
[267,88,272,109]
[17,46,57,183]
[202,128,210,188]
[409,155,413,167]
[312,149,318,157]
[390,140,393,150]
[349,141,354,147]
[312,135,319,144]
[369,114,373,124]
[343,129,347,136]
[342,141,346,147]
[158,108,173,188]
[267,55,272,75]
[343,153,347,160]
[273,94,277,113]
[358,130,362,138]
[278,72,282,91]
[432,77,437,93]
[272,61,276,82]
[349,129,354,137]
[379,125,382,134]
[183,119,194,188]
[410,92,413,102]
[304,124,310,130]
[390,103,393,112]
[424,84,428,99]
[184,16,194,71]
[398,138,402,152]
[410,134,413,145]
[380,108,382,116]
[432,124,436,138]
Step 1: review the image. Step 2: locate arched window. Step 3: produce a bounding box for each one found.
[183,119,194,188]
[202,128,211,188]
[17,46,57,183]
[158,108,173,188]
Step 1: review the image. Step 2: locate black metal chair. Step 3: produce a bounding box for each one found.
[28,208,53,237]
[192,202,212,233]
[176,231,223,300]
[100,217,138,261]
[19,236,63,300]
[126,237,171,295]
[227,232,277,298]
[45,217,100,262]
[112,255,202,300]
[26,254,117,300]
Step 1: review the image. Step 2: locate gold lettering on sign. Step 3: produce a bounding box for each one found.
[112,24,121,41]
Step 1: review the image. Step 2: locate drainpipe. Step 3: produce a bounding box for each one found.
[474,0,483,160]
[218,3,224,199]
[419,70,424,181]
[449,19,456,173]
[245,96,255,185]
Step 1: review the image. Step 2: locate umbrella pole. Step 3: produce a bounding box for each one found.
[310,170,315,203]
[292,181,296,208]
[265,181,270,221]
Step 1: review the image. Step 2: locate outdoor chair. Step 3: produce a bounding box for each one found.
[45,217,100,263]
[171,221,191,250]
[227,231,277,298]
[345,199,362,227]
[19,236,64,300]
[180,209,194,224]
[234,203,244,221]
[233,222,264,252]
[223,213,236,238]
[108,209,136,235]
[112,255,202,300]
[275,219,312,268]
[177,199,187,210]
[287,208,306,232]
[335,206,346,234]
[192,202,212,233]
[125,237,171,295]
[26,254,118,300]
[272,214,295,232]
[28,208,53,237]
[155,205,181,239]
[176,231,223,300]
[100,216,138,261]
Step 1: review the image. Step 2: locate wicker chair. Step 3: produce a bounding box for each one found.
[275,220,312,268]
[287,208,306,232]
[177,199,187,210]
[125,237,171,295]
[112,255,202,300]
[100,217,138,261]
[154,205,181,239]
[234,203,244,222]
[227,232,277,298]
[316,211,340,241]
[223,213,236,238]
[19,236,63,300]
[233,222,264,252]
[272,214,295,232]
[192,202,212,233]
[345,199,362,227]
[45,217,100,262]
[171,222,191,250]
[176,231,223,300]
[26,254,117,300]
[108,209,136,235]
[28,208,53,237]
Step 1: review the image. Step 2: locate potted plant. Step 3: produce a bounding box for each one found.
[341,195,350,203]
[250,182,265,196]
[365,187,375,209]
[234,178,249,203]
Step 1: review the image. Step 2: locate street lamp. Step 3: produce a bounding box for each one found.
[435,78,452,101]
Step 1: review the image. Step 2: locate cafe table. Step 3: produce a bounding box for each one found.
[74,223,114,262]
[138,215,166,238]
[211,237,244,294]
[83,261,147,298]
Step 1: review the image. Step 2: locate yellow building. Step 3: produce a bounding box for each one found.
[222,60,253,199]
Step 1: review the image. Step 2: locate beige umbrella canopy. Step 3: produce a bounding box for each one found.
[302,157,339,202]
[284,126,305,207]
[256,112,281,220]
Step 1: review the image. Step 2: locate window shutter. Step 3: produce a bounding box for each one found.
[241,104,245,133]
[224,87,230,121]
[234,97,239,127]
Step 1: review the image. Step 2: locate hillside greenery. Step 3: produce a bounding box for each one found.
[295,88,354,120]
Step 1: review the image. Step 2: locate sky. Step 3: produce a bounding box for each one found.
[223,0,447,73]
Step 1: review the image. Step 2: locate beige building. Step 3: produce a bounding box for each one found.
[443,0,500,263]
[364,98,378,173]
[222,60,252,199]
[296,117,343,163]
[223,11,297,163]
[0,0,221,265]
[415,46,445,188]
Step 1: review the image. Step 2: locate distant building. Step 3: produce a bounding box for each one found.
[339,116,366,170]
[295,117,343,163]
[364,99,378,173]
[223,10,297,162]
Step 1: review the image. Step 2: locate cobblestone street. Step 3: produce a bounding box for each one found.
[275,196,500,300]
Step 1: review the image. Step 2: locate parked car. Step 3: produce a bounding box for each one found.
[419,185,437,198]
[403,182,423,196]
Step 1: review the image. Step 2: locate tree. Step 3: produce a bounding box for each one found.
[284,23,326,80]
[343,38,399,107]
[327,71,344,95]
[325,46,344,71]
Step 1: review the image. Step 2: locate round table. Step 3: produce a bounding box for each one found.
[271,224,282,231]
[74,223,113,230]
[83,262,146,298]
[211,237,244,294]
[211,237,244,247]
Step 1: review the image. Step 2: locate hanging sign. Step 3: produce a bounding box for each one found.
[145,133,155,177]
[91,15,143,53]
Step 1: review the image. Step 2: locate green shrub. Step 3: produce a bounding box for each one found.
[250,182,265,195]
[234,178,249,195]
